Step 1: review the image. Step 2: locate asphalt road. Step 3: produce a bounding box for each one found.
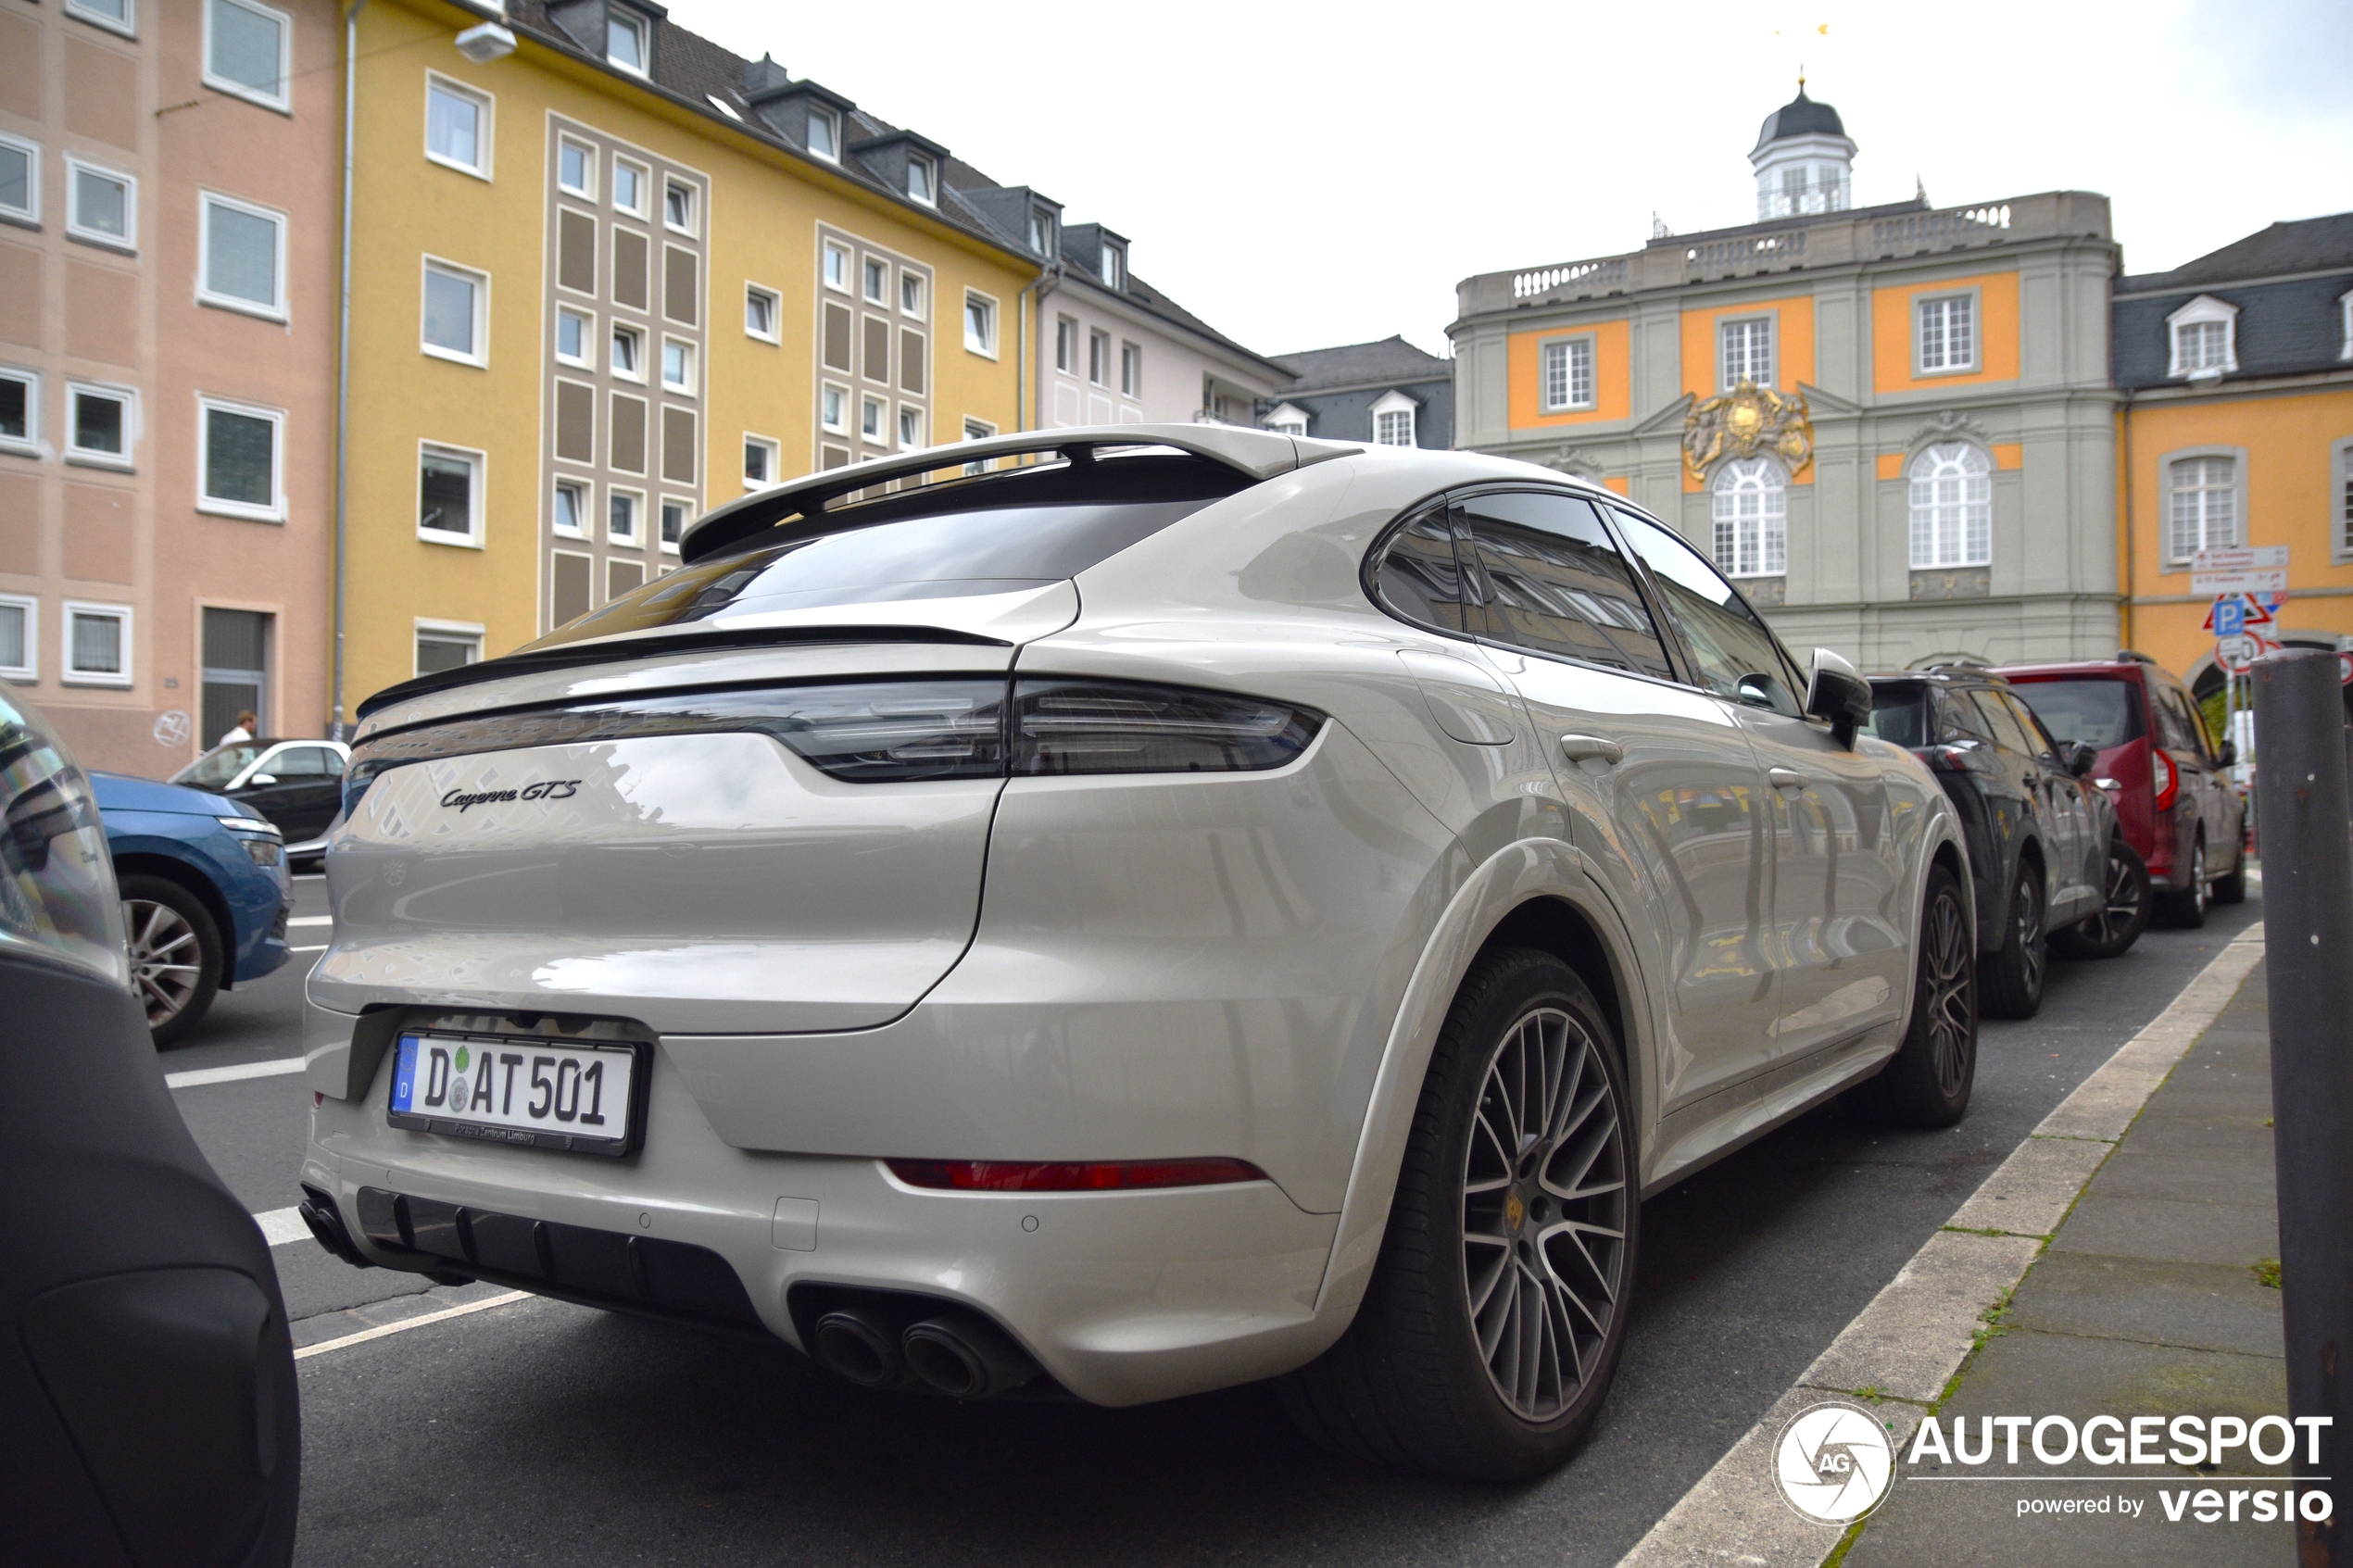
[162,874,2266,1567]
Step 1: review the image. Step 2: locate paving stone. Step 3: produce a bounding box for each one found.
[2054,1192,2279,1268]
[2088,1147,2277,1208]
[2007,1251,2285,1358]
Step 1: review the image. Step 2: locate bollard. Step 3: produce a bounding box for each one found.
[2255,648,2353,1566]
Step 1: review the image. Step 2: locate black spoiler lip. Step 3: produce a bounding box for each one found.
[353,623,1011,723]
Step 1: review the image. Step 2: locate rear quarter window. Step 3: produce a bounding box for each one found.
[2009,679,2143,750]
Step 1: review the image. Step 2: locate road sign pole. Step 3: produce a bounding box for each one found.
[2254,648,2353,1563]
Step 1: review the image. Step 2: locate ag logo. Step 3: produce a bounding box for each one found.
[1773,1400,1894,1524]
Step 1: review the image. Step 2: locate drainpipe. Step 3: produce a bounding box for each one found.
[2119,384,2135,654]
[330,1,365,742]
[1017,262,1060,433]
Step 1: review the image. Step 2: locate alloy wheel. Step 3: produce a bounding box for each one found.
[123,897,204,1029]
[2015,875,2045,997]
[1460,1005,1629,1423]
[2086,845,2145,945]
[2190,844,2208,915]
[1922,884,1975,1097]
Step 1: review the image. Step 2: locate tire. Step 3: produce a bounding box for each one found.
[2155,837,2209,929]
[2209,839,2246,906]
[1980,860,2049,1020]
[2051,838,2151,960]
[1277,948,1636,1480]
[1861,862,1976,1128]
[119,873,224,1047]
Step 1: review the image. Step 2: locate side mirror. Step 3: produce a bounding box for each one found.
[2066,741,2098,777]
[2217,739,2238,767]
[1805,647,1871,749]
[245,773,277,787]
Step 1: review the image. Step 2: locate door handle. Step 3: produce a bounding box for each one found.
[1559,734,1624,767]
[1768,767,1809,792]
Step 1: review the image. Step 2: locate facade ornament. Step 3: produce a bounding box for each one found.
[1682,380,1814,482]
[1911,408,1989,450]
[1539,445,1603,481]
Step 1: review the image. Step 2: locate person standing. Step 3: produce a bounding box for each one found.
[219,710,258,746]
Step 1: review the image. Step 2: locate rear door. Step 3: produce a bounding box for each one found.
[259,745,346,841]
[1957,686,2058,916]
[1995,688,2096,920]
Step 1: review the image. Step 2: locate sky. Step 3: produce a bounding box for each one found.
[673,0,2353,361]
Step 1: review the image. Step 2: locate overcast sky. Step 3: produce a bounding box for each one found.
[674,0,2352,362]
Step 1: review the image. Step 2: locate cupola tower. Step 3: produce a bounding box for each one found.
[1750,80,1856,221]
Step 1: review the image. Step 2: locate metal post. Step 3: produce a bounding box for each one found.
[2255,647,2353,1563]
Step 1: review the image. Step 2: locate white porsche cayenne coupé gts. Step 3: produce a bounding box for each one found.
[298,425,1976,1477]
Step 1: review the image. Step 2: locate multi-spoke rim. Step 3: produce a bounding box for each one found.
[2082,843,2144,945]
[123,898,203,1028]
[2189,844,2208,914]
[2013,872,2045,995]
[1459,1005,1628,1423]
[1921,884,1974,1097]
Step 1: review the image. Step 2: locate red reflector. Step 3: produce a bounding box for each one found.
[886,1157,1268,1192]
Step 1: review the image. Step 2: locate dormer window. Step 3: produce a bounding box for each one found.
[1028,208,1055,257]
[606,11,648,74]
[1099,243,1124,290]
[807,108,838,161]
[906,156,935,206]
[2167,295,2238,383]
[2339,289,2352,361]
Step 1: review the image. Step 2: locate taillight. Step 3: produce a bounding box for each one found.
[886,1157,1268,1192]
[1013,681,1323,775]
[2151,748,2179,812]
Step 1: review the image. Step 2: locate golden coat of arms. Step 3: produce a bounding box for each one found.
[1683,381,1813,482]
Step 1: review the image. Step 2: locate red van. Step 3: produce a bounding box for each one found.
[1995,655,2246,927]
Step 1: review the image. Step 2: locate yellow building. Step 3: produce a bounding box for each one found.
[2114,214,2353,721]
[335,0,1042,723]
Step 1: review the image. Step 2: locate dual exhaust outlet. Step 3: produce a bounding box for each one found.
[812,1304,1041,1399]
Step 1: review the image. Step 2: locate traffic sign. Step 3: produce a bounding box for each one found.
[2210,598,2246,638]
[2193,546,2288,596]
[2216,633,2279,674]
[2340,651,2353,687]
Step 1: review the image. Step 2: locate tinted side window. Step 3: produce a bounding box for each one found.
[1866,684,1930,747]
[275,746,342,778]
[1458,492,1673,679]
[1967,689,2040,758]
[2151,686,2199,754]
[1996,691,2060,759]
[2165,688,2215,759]
[1369,508,1467,633]
[1937,688,1993,743]
[1613,509,1804,716]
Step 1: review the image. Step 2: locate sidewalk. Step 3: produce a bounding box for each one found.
[1841,963,2290,1565]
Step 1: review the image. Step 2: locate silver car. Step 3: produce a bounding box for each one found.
[299,426,1974,1478]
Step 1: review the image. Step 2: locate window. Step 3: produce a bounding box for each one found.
[907,157,936,206]
[0,596,33,680]
[414,624,482,676]
[424,77,489,176]
[66,383,132,468]
[661,337,695,393]
[197,398,283,521]
[1709,456,1786,577]
[418,444,482,544]
[963,292,996,357]
[898,406,924,449]
[1369,509,1466,633]
[1088,330,1108,385]
[608,487,639,542]
[62,603,132,686]
[607,10,648,73]
[663,179,694,234]
[2341,290,2353,362]
[1054,317,1075,373]
[1099,243,1124,290]
[744,433,777,488]
[66,159,134,250]
[65,0,134,38]
[536,479,585,542]
[706,94,742,122]
[0,132,36,225]
[660,498,688,551]
[205,0,291,111]
[745,284,779,342]
[1917,293,1975,373]
[555,306,592,366]
[861,395,884,443]
[863,257,887,305]
[1028,208,1056,257]
[2165,455,2241,562]
[900,272,925,319]
[1617,510,1806,715]
[1271,418,1306,438]
[1718,316,1772,390]
[807,108,838,161]
[2167,295,2238,381]
[1541,338,1593,412]
[823,241,850,292]
[1119,343,1139,397]
[198,193,285,317]
[610,323,643,379]
[421,260,485,365]
[820,383,847,433]
[1372,390,1417,446]
[1458,492,1673,680]
[2335,438,2353,562]
[961,417,996,474]
[558,138,593,197]
[0,369,37,452]
[1907,443,1991,568]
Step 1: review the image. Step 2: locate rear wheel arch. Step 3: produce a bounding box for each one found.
[1477,897,1633,1098]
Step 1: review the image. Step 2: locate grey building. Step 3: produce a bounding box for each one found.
[1260,336,1454,449]
[1448,88,2124,671]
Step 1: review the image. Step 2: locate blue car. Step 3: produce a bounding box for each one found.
[92,771,292,1045]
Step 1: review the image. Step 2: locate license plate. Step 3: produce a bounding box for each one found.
[387,1033,646,1158]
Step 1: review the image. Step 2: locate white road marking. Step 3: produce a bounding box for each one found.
[164,1057,307,1089]
[295,1290,533,1361]
[255,1206,311,1247]
[290,944,328,953]
[1615,924,2269,1568]
[287,915,334,927]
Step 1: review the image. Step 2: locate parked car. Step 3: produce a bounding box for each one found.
[172,737,352,860]
[297,425,1975,1479]
[1867,669,2146,1018]
[92,771,291,1045]
[1996,655,2246,928]
[0,690,300,1566]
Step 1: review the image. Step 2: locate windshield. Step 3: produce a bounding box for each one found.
[173,743,262,789]
[2010,679,2143,749]
[1865,684,1931,747]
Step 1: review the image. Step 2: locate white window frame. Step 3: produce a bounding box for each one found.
[1054,317,1075,374]
[606,10,648,76]
[897,404,925,450]
[1710,456,1788,578]
[1119,341,1140,398]
[412,618,484,677]
[661,335,697,396]
[862,257,887,306]
[195,395,285,521]
[423,73,492,180]
[554,305,594,368]
[607,484,642,544]
[1718,315,1773,391]
[806,107,839,162]
[1370,389,1417,446]
[860,395,884,444]
[197,191,288,320]
[65,382,135,470]
[0,132,42,228]
[203,0,293,114]
[658,497,689,554]
[819,382,849,435]
[963,290,998,358]
[1265,402,1307,440]
[420,257,488,368]
[900,270,925,320]
[610,321,645,382]
[64,157,136,252]
[1087,329,1108,387]
[822,241,850,294]
[745,282,781,344]
[0,367,38,455]
[0,594,36,681]
[2332,435,2353,564]
[961,418,996,474]
[2340,291,2353,363]
[743,433,778,490]
[2161,446,2245,566]
[1906,442,1992,570]
[551,476,589,538]
[61,601,132,687]
[417,440,485,548]
[611,157,648,218]
[2166,295,2239,382]
[662,178,696,237]
[1914,289,1979,376]
[906,156,936,207]
[556,136,596,199]
[1540,335,1595,413]
[64,0,135,40]
[1099,244,1124,290]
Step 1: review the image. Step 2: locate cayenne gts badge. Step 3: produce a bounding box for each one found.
[440,780,582,812]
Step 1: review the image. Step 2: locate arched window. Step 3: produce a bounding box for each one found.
[1908,443,1991,569]
[1710,457,1786,578]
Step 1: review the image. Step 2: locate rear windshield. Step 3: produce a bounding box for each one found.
[2010,679,2143,749]
[531,454,1246,651]
[1864,683,1930,748]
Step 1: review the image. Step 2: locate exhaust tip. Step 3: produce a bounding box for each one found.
[297,1186,374,1271]
[812,1310,900,1387]
[902,1312,1040,1399]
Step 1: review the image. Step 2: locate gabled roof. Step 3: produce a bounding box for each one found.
[1270,335,1451,393]
[2116,213,2353,294]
